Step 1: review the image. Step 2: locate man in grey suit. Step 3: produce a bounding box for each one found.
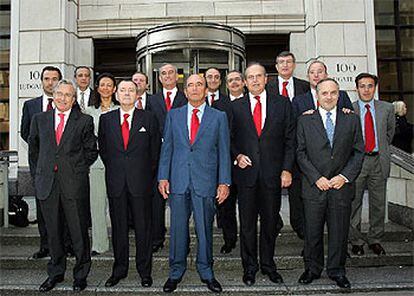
[296,78,364,289]
[349,73,395,256]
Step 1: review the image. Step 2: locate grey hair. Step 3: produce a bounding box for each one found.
[158,63,178,73]
[244,62,267,78]
[53,79,77,99]
[393,101,406,116]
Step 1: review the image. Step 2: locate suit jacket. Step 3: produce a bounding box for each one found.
[267,76,310,98]
[149,90,187,135]
[296,111,364,195]
[158,105,231,197]
[353,100,395,179]
[98,108,161,197]
[231,92,296,188]
[28,108,98,200]
[208,92,233,127]
[292,90,353,119]
[21,96,43,143]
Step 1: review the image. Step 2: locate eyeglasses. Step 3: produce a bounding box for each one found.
[227,77,242,83]
[55,92,74,99]
[358,84,375,89]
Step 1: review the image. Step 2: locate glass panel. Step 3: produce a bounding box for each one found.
[400,28,414,58]
[374,0,395,25]
[378,93,394,102]
[402,94,414,122]
[399,0,414,25]
[402,61,414,92]
[376,29,396,58]
[378,61,398,91]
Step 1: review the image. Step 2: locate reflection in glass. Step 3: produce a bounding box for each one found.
[399,0,414,25]
[378,62,398,91]
[401,29,414,58]
[402,62,414,92]
[374,0,395,25]
[376,29,396,58]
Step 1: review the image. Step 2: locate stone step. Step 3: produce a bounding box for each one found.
[0,266,413,295]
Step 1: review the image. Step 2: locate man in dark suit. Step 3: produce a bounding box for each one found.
[205,67,236,254]
[132,71,151,110]
[74,66,94,112]
[289,60,354,242]
[231,63,295,286]
[99,80,160,288]
[158,74,231,293]
[296,78,364,289]
[28,80,98,292]
[149,63,187,253]
[349,73,395,256]
[21,66,62,260]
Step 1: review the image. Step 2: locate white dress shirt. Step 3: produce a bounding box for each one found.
[135,92,148,110]
[319,106,337,129]
[249,90,267,129]
[207,90,220,105]
[42,94,55,111]
[54,109,71,131]
[278,76,294,100]
[311,88,319,109]
[187,102,206,139]
[119,107,134,130]
[163,87,178,105]
[77,87,91,107]
[229,94,243,101]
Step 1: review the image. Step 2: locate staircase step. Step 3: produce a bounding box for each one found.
[0,266,413,295]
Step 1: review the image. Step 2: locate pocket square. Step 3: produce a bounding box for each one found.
[139,127,147,132]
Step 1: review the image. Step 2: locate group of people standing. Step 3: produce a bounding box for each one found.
[21,50,396,293]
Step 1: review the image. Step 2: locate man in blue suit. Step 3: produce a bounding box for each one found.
[158,74,231,293]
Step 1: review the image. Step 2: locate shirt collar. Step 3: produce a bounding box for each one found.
[358,98,375,110]
[163,87,178,98]
[249,89,266,101]
[278,76,294,84]
[77,87,90,96]
[188,102,206,114]
[120,107,135,118]
[319,106,337,118]
[208,90,220,101]
[229,93,243,101]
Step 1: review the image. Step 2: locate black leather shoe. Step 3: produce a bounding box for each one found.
[220,243,235,254]
[351,244,364,256]
[201,278,222,293]
[369,243,386,255]
[32,248,49,259]
[163,278,181,293]
[66,247,75,257]
[262,270,284,284]
[152,243,164,253]
[141,276,153,287]
[73,279,87,292]
[39,275,64,292]
[329,275,351,288]
[242,272,256,286]
[104,276,125,287]
[91,251,100,256]
[298,270,320,284]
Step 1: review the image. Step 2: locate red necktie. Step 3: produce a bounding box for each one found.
[364,104,375,152]
[282,81,289,98]
[165,91,172,111]
[253,96,262,137]
[121,113,130,150]
[47,98,53,111]
[55,113,65,145]
[210,93,215,106]
[137,97,143,110]
[190,109,200,145]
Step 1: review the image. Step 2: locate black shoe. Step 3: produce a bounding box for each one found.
[91,251,100,256]
[32,248,49,259]
[73,279,87,292]
[201,278,222,293]
[163,278,181,293]
[369,243,386,255]
[220,243,235,254]
[298,270,320,284]
[104,276,125,287]
[141,276,153,287]
[242,272,256,286]
[152,243,164,253]
[329,275,351,288]
[262,270,284,284]
[66,247,75,257]
[39,275,64,292]
[351,244,364,256]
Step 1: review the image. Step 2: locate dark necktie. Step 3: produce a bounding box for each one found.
[253,96,262,137]
[47,98,53,111]
[364,105,375,152]
[282,81,289,98]
[210,93,215,106]
[137,97,143,110]
[121,113,130,150]
[190,109,200,145]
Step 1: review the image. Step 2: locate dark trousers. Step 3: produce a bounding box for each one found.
[39,177,91,281]
[217,185,237,246]
[151,188,166,247]
[303,187,352,277]
[108,186,152,279]
[287,177,304,240]
[35,198,49,250]
[238,180,282,274]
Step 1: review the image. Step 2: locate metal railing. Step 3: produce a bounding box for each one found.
[390,146,414,174]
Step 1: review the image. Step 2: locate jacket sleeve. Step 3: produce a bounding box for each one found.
[21,101,30,143]
[282,100,296,173]
[82,115,98,167]
[157,112,173,181]
[386,103,396,144]
[149,112,161,176]
[218,112,231,185]
[28,114,40,177]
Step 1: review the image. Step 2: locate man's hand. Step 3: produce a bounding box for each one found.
[302,109,316,115]
[329,175,346,190]
[315,176,331,191]
[281,170,292,188]
[216,184,230,204]
[236,154,252,169]
[341,108,353,114]
[158,180,170,199]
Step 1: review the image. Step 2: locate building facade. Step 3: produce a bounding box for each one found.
[6,0,412,167]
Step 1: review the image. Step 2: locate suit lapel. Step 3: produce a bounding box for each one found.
[57,108,80,150]
[193,106,213,146]
[305,92,316,110]
[332,110,345,148]
[374,100,382,141]
[48,110,57,148]
[261,95,276,136]
[35,97,43,113]
[311,112,330,145]
[242,97,259,139]
[110,109,123,145]
[179,105,190,146]
[129,108,144,142]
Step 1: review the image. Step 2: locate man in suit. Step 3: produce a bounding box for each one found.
[349,73,395,256]
[74,66,93,112]
[205,67,236,254]
[158,74,231,293]
[132,71,151,110]
[289,60,354,242]
[28,80,98,292]
[231,63,295,286]
[21,66,61,260]
[296,78,364,289]
[226,70,245,101]
[99,80,160,288]
[149,63,187,253]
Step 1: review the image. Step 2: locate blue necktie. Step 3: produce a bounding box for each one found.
[326,111,334,148]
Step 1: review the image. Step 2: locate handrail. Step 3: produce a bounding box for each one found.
[390,145,414,174]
